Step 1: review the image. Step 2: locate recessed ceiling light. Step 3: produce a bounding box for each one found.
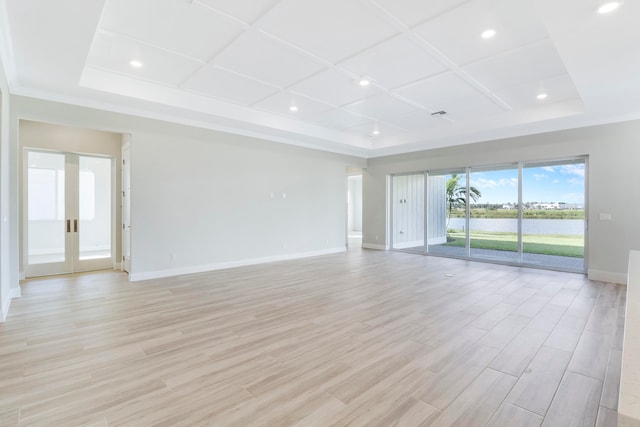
[129,60,143,68]
[359,77,371,87]
[481,29,496,39]
[372,130,380,136]
[289,105,298,112]
[537,93,548,100]
[597,1,622,14]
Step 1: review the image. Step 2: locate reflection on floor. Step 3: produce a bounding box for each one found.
[29,250,111,265]
[397,245,585,272]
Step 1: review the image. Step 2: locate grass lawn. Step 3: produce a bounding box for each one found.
[444,230,584,258]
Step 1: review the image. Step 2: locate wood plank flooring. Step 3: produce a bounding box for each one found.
[0,249,625,426]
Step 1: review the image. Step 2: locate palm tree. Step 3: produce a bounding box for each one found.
[446,174,481,230]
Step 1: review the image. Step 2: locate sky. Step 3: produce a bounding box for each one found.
[461,163,585,205]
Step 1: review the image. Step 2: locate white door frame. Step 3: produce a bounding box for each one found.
[121,140,131,273]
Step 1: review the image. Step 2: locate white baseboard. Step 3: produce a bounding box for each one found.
[129,247,347,282]
[588,268,627,285]
[1,297,9,322]
[113,262,122,270]
[362,243,387,251]
[392,240,425,249]
[19,271,25,280]
[11,286,21,299]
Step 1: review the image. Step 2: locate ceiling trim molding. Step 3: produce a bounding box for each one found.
[11,83,372,159]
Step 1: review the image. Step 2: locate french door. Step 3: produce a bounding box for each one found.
[26,150,114,277]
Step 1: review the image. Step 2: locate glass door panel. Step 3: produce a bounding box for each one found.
[391,174,425,253]
[522,160,585,271]
[77,156,113,270]
[469,166,519,263]
[27,152,69,274]
[427,170,467,258]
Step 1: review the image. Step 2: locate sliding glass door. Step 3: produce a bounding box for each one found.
[522,160,585,271]
[469,166,520,263]
[391,174,425,253]
[426,170,468,258]
[391,158,586,272]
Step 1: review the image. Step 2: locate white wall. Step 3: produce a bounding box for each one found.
[364,120,640,284]
[11,96,365,281]
[0,52,11,320]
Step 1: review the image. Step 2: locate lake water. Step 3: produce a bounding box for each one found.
[449,218,584,235]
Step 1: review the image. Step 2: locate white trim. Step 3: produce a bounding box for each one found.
[392,240,425,249]
[129,247,346,282]
[588,268,627,285]
[0,286,18,321]
[1,295,9,321]
[12,84,371,159]
[19,271,25,280]
[362,243,387,251]
[113,262,121,270]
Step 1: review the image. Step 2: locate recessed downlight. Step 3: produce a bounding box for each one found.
[359,77,371,87]
[289,105,298,112]
[537,93,548,100]
[372,130,380,136]
[481,29,496,39]
[129,60,143,68]
[597,1,622,14]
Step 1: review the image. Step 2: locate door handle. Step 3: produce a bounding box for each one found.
[66,219,71,233]
[74,219,78,233]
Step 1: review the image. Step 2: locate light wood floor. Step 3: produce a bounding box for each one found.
[1,249,624,426]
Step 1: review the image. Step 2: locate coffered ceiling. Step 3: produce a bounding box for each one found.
[1,0,639,157]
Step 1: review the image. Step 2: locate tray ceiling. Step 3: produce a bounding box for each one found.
[1,0,639,157]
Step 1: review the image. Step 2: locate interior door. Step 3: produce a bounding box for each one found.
[26,150,114,277]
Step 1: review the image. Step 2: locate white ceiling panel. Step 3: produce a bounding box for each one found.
[198,0,281,24]
[289,69,377,107]
[414,0,549,66]
[183,65,279,105]
[494,74,581,110]
[339,35,447,89]
[343,94,423,122]
[253,91,333,118]
[348,121,407,138]
[372,0,470,28]
[431,94,504,122]
[393,72,481,109]
[99,0,244,61]
[87,31,204,86]
[310,109,374,130]
[463,40,569,92]
[257,0,399,62]
[213,31,326,88]
[384,111,444,131]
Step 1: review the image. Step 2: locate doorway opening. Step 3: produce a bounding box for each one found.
[347,171,362,249]
[20,120,124,278]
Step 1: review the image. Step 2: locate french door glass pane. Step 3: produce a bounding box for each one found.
[522,161,585,271]
[469,167,519,262]
[392,174,425,253]
[427,170,467,257]
[28,152,66,264]
[79,156,112,260]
